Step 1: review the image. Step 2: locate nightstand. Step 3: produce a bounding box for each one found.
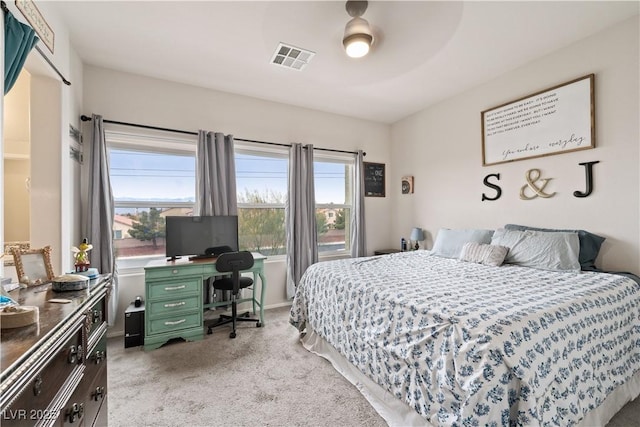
[374,249,402,255]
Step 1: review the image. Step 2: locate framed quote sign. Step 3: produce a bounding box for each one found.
[481,74,595,166]
[363,162,385,197]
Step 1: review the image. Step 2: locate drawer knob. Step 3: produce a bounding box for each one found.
[172,269,179,274]
[92,309,103,324]
[66,402,84,423]
[94,350,106,364]
[67,345,83,364]
[93,386,105,401]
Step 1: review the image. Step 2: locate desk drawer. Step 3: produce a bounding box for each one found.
[148,295,200,318]
[147,312,201,335]
[147,277,201,300]
[146,265,205,280]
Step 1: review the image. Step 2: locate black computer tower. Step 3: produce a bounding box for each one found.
[124,301,145,348]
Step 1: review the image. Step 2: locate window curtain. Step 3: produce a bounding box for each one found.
[350,150,367,257]
[85,115,118,325]
[196,130,237,305]
[196,131,238,216]
[285,143,318,299]
[3,7,38,94]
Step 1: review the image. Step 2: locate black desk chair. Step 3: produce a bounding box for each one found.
[206,251,261,338]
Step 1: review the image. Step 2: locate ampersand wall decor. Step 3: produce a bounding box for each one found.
[519,168,556,200]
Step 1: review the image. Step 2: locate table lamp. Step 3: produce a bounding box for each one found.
[410,227,425,250]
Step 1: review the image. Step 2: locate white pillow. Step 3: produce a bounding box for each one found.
[459,242,509,267]
[490,228,580,271]
[431,228,494,259]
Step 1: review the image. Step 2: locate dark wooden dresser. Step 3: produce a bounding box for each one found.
[0,275,111,426]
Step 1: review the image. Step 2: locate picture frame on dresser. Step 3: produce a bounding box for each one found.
[11,245,55,286]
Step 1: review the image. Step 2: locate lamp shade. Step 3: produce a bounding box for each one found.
[410,227,425,242]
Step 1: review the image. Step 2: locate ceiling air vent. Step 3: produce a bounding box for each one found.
[270,43,315,71]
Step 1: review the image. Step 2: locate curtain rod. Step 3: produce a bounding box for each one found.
[79,115,365,156]
[1,1,71,86]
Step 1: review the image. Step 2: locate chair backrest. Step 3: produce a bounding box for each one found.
[205,245,233,256]
[215,251,254,273]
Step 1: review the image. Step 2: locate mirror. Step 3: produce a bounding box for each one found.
[11,246,55,286]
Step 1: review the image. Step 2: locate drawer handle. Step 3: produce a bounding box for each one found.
[66,402,84,423]
[164,301,186,308]
[93,386,106,401]
[164,319,186,326]
[93,350,106,364]
[67,345,83,365]
[164,285,186,291]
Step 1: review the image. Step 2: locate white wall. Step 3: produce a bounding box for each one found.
[391,17,640,274]
[82,66,392,335]
[4,72,30,243]
[1,1,84,275]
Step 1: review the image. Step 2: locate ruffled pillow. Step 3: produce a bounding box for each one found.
[459,242,509,267]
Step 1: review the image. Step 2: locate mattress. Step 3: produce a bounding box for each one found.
[289,251,640,426]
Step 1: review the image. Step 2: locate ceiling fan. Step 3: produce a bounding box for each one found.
[342,0,374,58]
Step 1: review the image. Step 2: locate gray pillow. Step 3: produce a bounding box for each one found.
[459,242,509,267]
[431,228,494,259]
[491,228,580,272]
[504,224,605,271]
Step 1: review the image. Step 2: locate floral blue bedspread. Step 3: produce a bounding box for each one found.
[289,251,640,426]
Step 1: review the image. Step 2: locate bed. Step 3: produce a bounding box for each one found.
[289,227,640,426]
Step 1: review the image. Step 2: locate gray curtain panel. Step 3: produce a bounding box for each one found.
[350,150,367,257]
[196,131,238,216]
[86,114,118,325]
[285,143,318,299]
[196,130,238,304]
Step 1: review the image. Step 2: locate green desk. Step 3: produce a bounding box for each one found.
[143,253,266,351]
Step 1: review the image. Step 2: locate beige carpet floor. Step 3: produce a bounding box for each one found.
[107,306,640,426]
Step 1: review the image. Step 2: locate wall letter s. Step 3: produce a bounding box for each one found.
[482,173,502,201]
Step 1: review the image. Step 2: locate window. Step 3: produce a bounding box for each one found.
[314,153,354,255]
[107,130,196,260]
[235,145,288,256]
[108,133,355,261]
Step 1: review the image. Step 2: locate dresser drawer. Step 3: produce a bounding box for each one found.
[86,296,107,339]
[58,363,107,427]
[1,326,84,424]
[85,333,107,387]
[147,277,201,300]
[148,295,200,318]
[147,312,202,335]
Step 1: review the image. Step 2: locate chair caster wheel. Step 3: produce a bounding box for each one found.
[207,328,213,335]
[257,322,262,328]
[230,332,236,339]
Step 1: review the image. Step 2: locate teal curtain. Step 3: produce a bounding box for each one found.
[4,9,39,94]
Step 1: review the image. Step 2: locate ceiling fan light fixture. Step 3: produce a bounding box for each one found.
[343,16,373,58]
[343,33,372,58]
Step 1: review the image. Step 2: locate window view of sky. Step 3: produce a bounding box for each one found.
[109,150,347,204]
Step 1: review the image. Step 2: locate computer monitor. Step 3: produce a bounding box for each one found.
[165,215,239,260]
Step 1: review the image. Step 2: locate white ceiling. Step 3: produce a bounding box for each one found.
[50,1,639,124]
